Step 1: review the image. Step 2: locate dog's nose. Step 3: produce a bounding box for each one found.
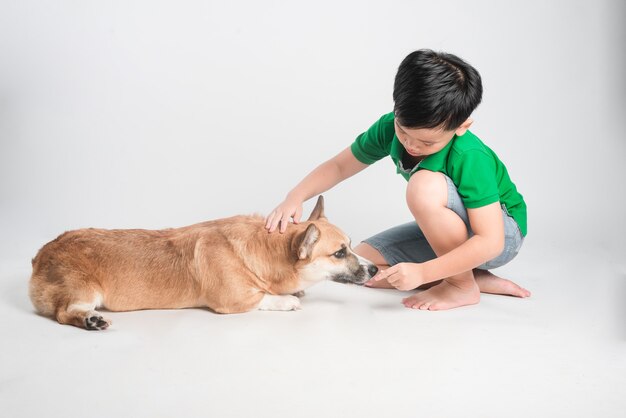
[368,265,379,277]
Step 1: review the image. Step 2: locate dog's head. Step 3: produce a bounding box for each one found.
[293,196,378,286]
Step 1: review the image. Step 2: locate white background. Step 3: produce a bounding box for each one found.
[1,1,624,417]
[1,0,624,257]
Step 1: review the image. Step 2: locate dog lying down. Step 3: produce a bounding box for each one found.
[29,196,378,330]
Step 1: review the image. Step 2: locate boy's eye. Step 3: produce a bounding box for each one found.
[423,142,433,147]
[333,249,346,258]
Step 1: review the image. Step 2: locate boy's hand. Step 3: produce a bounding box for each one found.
[372,262,425,291]
[265,198,303,233]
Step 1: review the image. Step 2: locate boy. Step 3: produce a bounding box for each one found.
[265,49,529,310]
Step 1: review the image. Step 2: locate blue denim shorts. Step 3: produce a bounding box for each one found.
[363,175,524,270]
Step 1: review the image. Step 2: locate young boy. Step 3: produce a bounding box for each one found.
[265,49,529,311]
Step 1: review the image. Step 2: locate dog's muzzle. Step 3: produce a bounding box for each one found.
[331,263,378,285]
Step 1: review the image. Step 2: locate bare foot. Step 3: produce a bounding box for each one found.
[474,269,531,298]
[402,279,480,311]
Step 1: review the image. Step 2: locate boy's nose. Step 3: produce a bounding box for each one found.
[368,265,379,277]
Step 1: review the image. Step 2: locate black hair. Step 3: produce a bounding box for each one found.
[393,49,483,131]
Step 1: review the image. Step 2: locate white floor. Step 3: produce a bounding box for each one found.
[1,241,624,418]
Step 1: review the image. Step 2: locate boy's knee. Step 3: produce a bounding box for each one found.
[406,170,448,215]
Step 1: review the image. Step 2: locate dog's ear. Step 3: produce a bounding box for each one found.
[297,224,320,260]
[307,195,326,221]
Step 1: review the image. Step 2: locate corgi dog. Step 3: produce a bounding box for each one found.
[29,196,378,330]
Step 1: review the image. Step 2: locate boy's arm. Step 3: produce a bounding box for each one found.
[421,201,505,281]
[285,146,370,202]
[265,147,369,233]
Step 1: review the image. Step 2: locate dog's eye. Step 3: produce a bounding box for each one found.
[333,249,346,258]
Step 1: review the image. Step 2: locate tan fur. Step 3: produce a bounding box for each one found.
[29,197,376,330]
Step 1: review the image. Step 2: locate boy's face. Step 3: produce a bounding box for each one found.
[394,118,473,158]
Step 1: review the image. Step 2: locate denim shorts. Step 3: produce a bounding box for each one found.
[363,175,524,270]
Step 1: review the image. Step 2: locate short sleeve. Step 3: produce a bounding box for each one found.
[350,113,394,164]
[449,150,500,208]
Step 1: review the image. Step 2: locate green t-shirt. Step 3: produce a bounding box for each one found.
[350,112,527,236]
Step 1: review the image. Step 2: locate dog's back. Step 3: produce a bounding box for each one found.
[30,217,251,316]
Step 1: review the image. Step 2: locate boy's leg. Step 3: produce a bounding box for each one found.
[355,238,529,296]
[402,170,480,310]
[354,181,530,299]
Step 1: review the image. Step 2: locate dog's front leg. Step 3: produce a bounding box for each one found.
[257,294,301,311]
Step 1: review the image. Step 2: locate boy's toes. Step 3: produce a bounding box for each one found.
[402,295,418,308]
[402,295,430,310]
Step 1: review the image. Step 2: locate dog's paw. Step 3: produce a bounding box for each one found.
[280,295,301,311]
[258,294,301,311]
[85,314,111,330]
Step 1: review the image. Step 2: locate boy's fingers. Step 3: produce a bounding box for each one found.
[375,266,398,281]
[267,210,279,227]
[279,214,290,233]
[269,214,281,233]
[266,216,275,232]
[294,208,302,224]
[272,211,287,232]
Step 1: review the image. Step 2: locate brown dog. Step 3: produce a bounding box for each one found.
[29,196,378,330]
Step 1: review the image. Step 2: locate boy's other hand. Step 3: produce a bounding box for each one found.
[265,198,303,234]
[373,262,425,291]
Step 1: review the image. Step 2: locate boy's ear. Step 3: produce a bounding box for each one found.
[307,195,326,221]
[296,224,320,260]
[455,118,473,136]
